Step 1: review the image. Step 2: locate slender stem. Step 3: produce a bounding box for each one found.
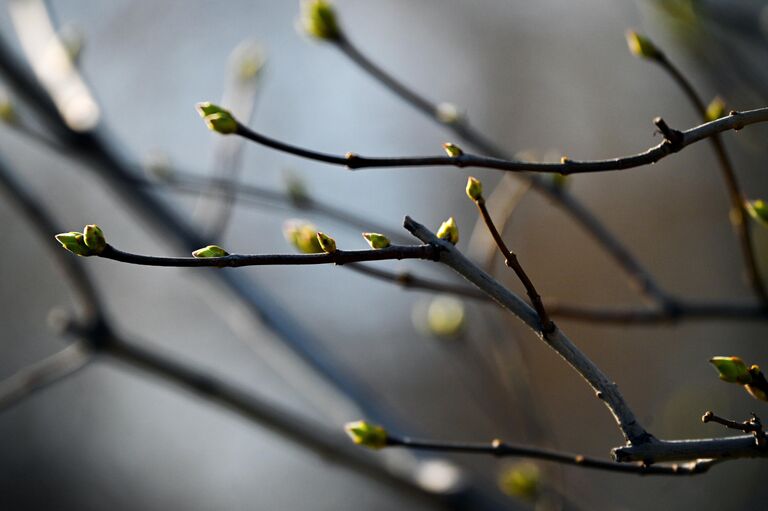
[385,434,715,476]
[97,244,438,268]
[233,108,768,174]
[403,216,652,445]
[474,197,553,333]
[654,54,767,303]
[702,411,763,435]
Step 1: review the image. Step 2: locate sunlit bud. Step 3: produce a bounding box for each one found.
[192,245,229,258]
[498,462,541,501]
[745,365,768,402]
[195,102,230,118]
[203,112,237,135]
[625,30,661,60]
[82,224,106,254]
[316,232,337,253]
[55,232,93,256]
[344,420,388,449]
[362,232,390,249]
[710,356,752,384]
[443,142,463,158]
[284,220,324,253]
[745,199,768,227]
[427,295,465,337]
[465,176,483,201]
[436,102,460,124]
[436,217,459,245]
[706,96,726,122]
[300,0,342,41]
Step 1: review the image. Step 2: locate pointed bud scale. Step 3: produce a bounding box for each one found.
[300,0,342,41]
[344,420,387,450]
[710,356,752,384]
[192,245,229,258]
[745,365,768,402]
[443,143,463,158]
[55,232,94,256]
[195,102,231,118]
[316,232,337,253]
[203,112,237,135]
[465,176,483,201]
[362,232,390,249]
[706,97,726,122]
[436,217,459,245]
[625,30,661,60]
[284,220,324,253]
[745,199,768,227]
[82,224,106,254]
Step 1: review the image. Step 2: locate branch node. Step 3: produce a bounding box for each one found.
[653,117,684,152]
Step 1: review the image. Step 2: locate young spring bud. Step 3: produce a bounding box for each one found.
[231,41,266,82]
[427,295,465,337]
[745,365,768,402]
[436,102,460,124]
[55,232,94,257]
[710,356,752,384]
[344,420,387,449]
[316,232,337,253]
[192,245,229,258]
[443,142,463,158]
[82,224,106,254]
[436,217,459,245]
[625,30,661,60]
[203,112,237,135]
[706,96,726,122]
[195,102,230,118]
[498,462,541,501]
[300,0,342,41]
[745,199,768,227]
[362,232,390,249]
[284,220,324,253]
[465,176,483,201]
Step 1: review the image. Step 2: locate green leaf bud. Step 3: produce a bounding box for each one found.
[283,220,324,253]
[344,420,388,449]
[195,102,231,118]
[300,0,342,41]
[706,96,726,122]
[436,217,459,245]
[203,112,237,135]
[427,295,465,337]
[82,224,106,254]
[55,232,94,256]
[362,232,390,249]
[710,356,752,384]
[625,30,661,60]
[443,142,463,158]
[192,245,229,258]
[465,176,483,201]
[745,199,768,227]
[316,232,337,253]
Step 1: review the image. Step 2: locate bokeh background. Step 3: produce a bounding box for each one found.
[1,0,768,509]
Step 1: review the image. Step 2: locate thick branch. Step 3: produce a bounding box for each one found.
[403,216,651,445]
[233,108,768,175]
[613,435,767,463]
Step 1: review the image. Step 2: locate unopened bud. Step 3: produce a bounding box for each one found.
[706,96,726,122]
[625,30,661,60]
[745,199,768,227]
[55,232,93,257]
[300,0,342,41]
[710,356,752,384]
[436,217,459,245]
[362,232,390,249]
[443,143,463,158]
[316,232,337,253]
[284,220,324,253]
[465,176,483,201]
[82,224,106,254]
[192,245,229,258]
[344,420,388,449]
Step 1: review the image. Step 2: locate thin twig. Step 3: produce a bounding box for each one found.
[96,243,438,268]
[385,434,716,476]
[653,53,767,303]
[473,196,553,333]
[232,108,768,174]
